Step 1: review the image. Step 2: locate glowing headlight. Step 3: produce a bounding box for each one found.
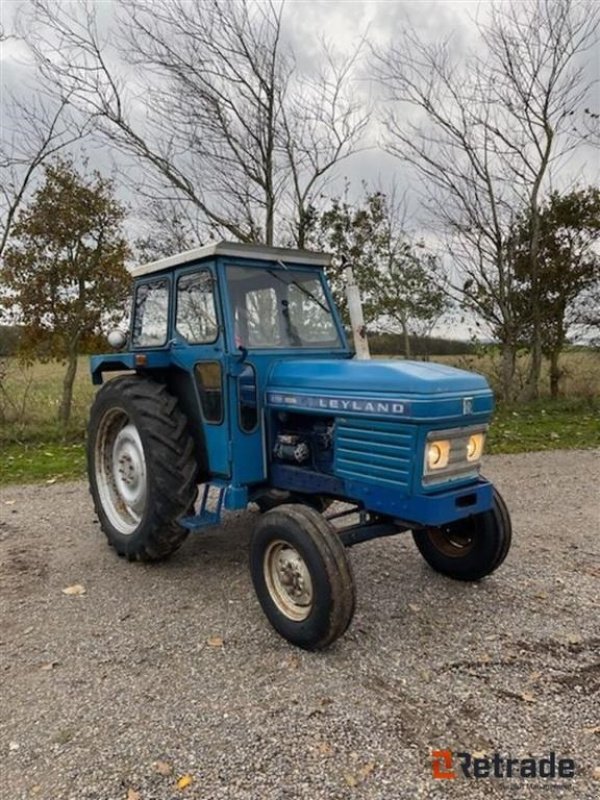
[426,440,450,470]
[466,433,485,462]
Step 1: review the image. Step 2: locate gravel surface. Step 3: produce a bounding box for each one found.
[1,449,599,800]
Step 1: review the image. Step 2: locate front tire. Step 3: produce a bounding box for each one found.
[250,505,355,650]
[87,376,198,561]
[412,488,512,581]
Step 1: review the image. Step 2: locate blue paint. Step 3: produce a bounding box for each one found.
[269,463,492,527]
[334,417,415,490]
[90,244,500,532]
[267,391,411,417]
[270,463,346,497]
[269,357,488,394]
[345,477,493,527]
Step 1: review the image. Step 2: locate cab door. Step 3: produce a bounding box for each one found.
[228,358,266,486]
[170,265,231,477]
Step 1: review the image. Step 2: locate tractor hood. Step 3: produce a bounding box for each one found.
[265,358,494,423]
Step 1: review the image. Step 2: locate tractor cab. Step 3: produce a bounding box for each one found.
[92,242,350,489]
[88,242,512,650]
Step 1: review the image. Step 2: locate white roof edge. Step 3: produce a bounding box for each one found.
[130,241,333,277]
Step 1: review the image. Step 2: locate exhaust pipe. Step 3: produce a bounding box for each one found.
[343,256,370,360]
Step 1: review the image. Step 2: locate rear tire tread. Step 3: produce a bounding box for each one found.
[87,376,198,562]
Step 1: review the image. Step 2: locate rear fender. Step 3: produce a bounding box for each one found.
[90,352,171,385]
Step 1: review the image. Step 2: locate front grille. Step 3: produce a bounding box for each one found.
[423,426,486,485]
[334,418,416,489]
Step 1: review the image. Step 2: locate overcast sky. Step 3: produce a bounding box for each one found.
[1,1,599,338]
[3,0,597,206]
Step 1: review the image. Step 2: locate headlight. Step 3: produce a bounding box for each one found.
[466,433,485,462]
[423,426,487,484]
[426,440,450,470]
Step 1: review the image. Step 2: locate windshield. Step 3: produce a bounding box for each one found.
[226,265,343,349]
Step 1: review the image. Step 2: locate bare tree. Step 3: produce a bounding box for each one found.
[374,0,599,400]
[133,197,205,263]
[23,0,368,247]
[281,42,369,248]
[0,82,90,259]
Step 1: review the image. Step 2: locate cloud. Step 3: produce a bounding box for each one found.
[2,1,598,246]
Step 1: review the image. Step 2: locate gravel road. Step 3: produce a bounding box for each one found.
[1,450,599,800]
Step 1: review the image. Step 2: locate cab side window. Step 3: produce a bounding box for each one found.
[176,271,218,343]
[195,362,223,423]
[239,364,258,432]
[132,279,169,347]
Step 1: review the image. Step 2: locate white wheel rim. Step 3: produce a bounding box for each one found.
[263,540,314,621]
[95,408,147,535]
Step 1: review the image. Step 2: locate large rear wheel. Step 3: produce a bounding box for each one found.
[250,505,355,649]
[87,376,198,561]
[412,488,512,581]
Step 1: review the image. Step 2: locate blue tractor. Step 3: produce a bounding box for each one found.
[87,242,511,649]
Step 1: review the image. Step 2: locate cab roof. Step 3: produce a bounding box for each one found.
[130,240,332,278]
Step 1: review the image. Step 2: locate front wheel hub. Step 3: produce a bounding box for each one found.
[263,541,314,621]
[426,521,476,557]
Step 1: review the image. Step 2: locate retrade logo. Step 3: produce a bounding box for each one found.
[431,750,576,780]
[431,750,455,779]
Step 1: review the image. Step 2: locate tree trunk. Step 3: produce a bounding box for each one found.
[521,314,543,401]
[549,349,561,399]
[264,66,276,247]
[402,324,411,359]
[522,124,553,402]
[58,347,79,425]
[501,341,517,402]
[521,245,544,402]
[296,209,306,250]
[265,194,274,246]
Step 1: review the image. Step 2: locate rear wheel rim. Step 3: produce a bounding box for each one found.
[95,408,147,535]
[263,540,314,621]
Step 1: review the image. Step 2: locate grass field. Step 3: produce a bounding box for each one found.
[1,351,598,485]
[0,357,95,443]
[437,349,600,400]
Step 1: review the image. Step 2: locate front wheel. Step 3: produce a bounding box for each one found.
[412,488,512,581]
[250,505,355,650]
